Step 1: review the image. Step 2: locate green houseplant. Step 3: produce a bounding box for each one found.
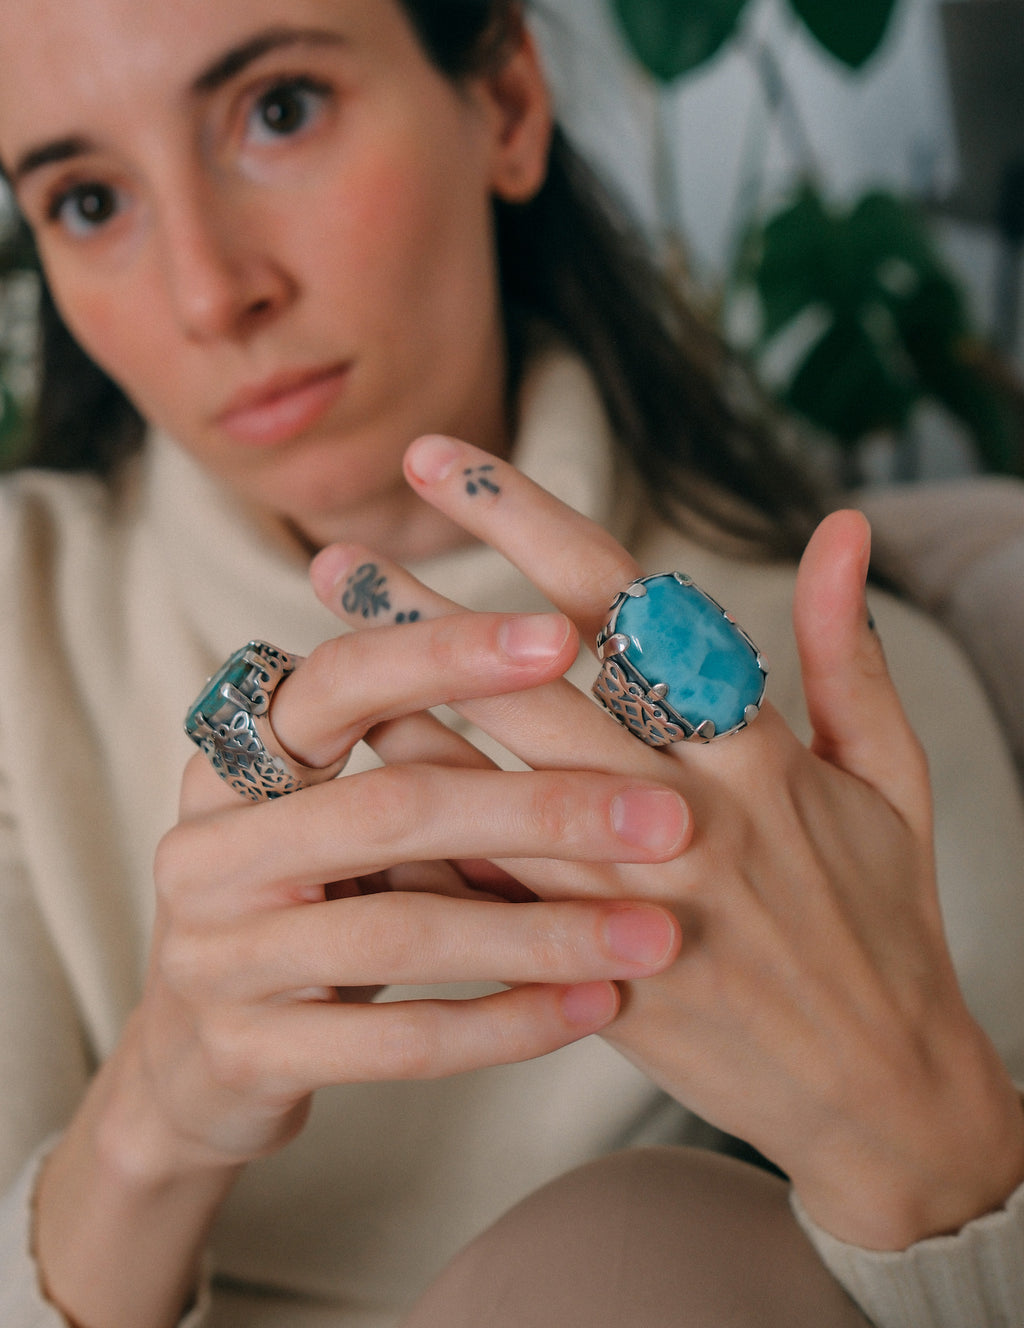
[609,0,1023,480]
[0,217,37,467]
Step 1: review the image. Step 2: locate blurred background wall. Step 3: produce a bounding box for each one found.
[531,0,1024,482]
[537,0,1019,346]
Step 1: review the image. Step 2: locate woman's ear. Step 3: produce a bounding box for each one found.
[478,28,554,203]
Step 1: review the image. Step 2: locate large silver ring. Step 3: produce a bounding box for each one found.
[184,641,347,801]
[593,574,768,747]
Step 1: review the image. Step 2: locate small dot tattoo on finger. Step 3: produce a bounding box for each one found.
[464,465,500,497]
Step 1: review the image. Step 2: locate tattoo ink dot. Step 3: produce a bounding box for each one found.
[342,563,392,619]
[395,611,422,625]
[464,465,500,498]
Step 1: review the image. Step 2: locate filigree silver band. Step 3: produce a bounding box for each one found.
[184,641,347,802]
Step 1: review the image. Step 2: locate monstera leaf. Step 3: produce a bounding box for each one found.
[744,186,1018,469]
[611,0,898,78]
[789,0,899,69]
[610,0,752,82]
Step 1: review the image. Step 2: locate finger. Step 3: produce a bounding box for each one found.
[364,711,499,770]
[403,434,641,643]
[310,542,662,778]
[160,764,692,916]
[175,893,682,999]
[265,608,578,771]
[793,509,931,834]
[218,982,624,1090]
[177,608,579,817]
[179,702,498,824]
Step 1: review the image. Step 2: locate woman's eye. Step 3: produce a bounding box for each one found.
[49,182,120,236]
[250,78,329,141]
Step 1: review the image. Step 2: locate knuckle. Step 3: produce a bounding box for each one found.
[483,990,563,1064]
[152,828,179,898]
[152,826,194,913]
[346,892,421,976]
[302,637,344,689]
[152,816,234,921]
[420,613,472,674]
[561,547,639,609]
[907,732,931,783]
[177,752,214,815]
[528,778,588,850]
[377,1006,437,1080]
[348,765,427,846]
[155,922,245,1008]
[155,927,204,998]
[198,1009,265,1096]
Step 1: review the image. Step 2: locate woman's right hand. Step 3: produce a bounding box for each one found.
[125,607,689,1174]
[33,607,686,1328]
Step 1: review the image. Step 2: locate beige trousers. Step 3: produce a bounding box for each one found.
[400,1148,872,1328]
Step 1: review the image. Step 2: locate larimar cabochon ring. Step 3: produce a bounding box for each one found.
[593,574,769,747]
[184,641,348,802]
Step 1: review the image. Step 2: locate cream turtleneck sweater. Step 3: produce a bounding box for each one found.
[0,350,1022,1327]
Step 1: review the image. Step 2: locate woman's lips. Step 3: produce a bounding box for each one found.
[216,363,350,447]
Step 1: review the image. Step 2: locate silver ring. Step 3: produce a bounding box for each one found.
[184,641,347,801]
[593,573,768,747]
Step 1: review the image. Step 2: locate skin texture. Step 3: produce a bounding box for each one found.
[0,3,1021,1327]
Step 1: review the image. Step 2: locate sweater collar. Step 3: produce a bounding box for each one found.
[143,345,639,661]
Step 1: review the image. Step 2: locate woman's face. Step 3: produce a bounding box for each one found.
[0,0,550,554]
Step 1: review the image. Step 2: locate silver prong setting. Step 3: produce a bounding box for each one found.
[600,633,631,659]
[594,571,767,749]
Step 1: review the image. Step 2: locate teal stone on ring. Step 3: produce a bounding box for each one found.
[185,644,263,734]
[601,574,767,739]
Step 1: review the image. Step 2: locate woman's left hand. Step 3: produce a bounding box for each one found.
[308,435,1024,1252]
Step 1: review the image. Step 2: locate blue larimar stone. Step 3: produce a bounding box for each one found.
[613,575,765,736]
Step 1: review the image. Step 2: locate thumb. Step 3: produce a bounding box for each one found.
[794,509,931,835]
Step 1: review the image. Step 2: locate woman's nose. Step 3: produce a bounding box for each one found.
[158,189,295,343]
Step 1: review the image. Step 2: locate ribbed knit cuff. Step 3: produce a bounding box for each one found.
[791,1177,1024,1328]
[0,1138,213,1327]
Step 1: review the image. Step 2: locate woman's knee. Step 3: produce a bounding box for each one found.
[400,1147,869,1328]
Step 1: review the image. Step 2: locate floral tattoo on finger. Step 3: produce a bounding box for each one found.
[342,562,421,624]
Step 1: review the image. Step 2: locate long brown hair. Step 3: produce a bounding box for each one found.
[3,0,827,558]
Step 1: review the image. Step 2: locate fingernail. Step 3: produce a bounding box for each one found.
[309,544,354,597]
[603,906,677,967]
[498,614,571,662]
[406,435,460,484]
[611,788,688,854]
[561,982,619,1027]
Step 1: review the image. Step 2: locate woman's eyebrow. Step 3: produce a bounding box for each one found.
[6,27,347,187]
[192,26,348,95]
[8,136,92,190]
